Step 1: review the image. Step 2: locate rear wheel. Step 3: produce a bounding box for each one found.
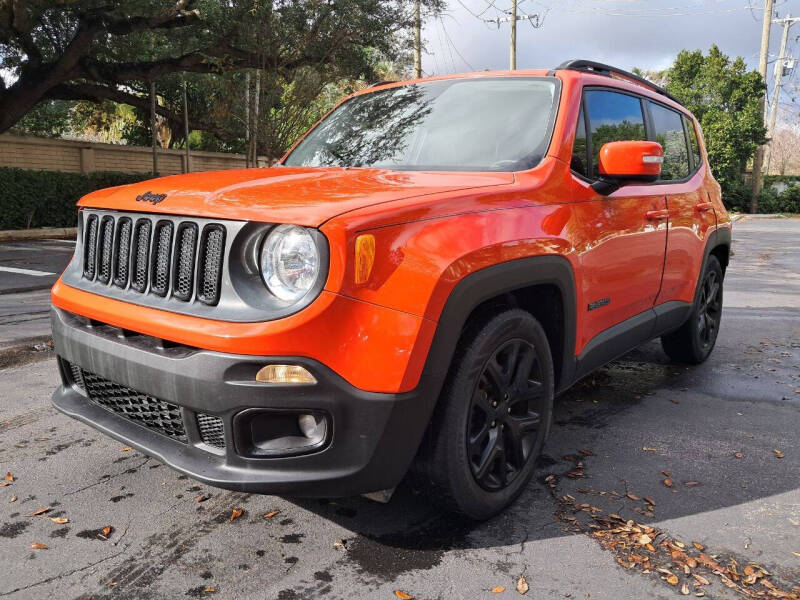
[661,255,723,364]
[415,309,554,519]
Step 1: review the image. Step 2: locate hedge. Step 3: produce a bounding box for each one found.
[0,167,154,230]
[723,179,800,214]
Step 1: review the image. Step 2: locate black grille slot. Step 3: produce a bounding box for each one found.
[78,366,187,443]
[197,413,225,449]
[83,214,99,279]
[113,218,132,288]
[196,225,226,305]
[130,219,152,293]
[150,221,174,297]
[67,361,85,391]
[97,216,115,284]
[173,223,198,301]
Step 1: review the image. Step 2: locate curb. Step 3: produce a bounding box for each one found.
[0,227,77,242]
[0,336,55,369]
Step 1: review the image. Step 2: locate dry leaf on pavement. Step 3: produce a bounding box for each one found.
[662,479,673,488]
[665,574,679,586]
[516,576,529,594]
[203,587,216,594]
[101,526,112,537]
[773,449,784,458]
[637,534,652,545]
[491,586,506,593]
[693,542,705,550]
[30,543,48,549]
[579,449,595,456]
[681,583,690,595]
[196,494,210,503]
[693,574,710,585]
[626,493,640,500]
[121,446,132,452]
[264,510,280,519]
[9,495,17,503]
[394,591,413,599]
[642,447,657,452]
[230,508,243,521]
[28,507,51,516]
[734,452,743,459]
[49,517,68,524]
[3,472,13,482]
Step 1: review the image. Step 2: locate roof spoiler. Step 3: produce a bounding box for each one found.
[552,59,680,105]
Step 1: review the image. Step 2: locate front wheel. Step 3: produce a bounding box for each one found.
[661,255,724,364]
[415,309,554,519]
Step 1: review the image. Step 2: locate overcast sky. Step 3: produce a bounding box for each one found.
[422,0,800,81]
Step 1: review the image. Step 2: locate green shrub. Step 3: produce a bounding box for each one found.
[0,167,153,230]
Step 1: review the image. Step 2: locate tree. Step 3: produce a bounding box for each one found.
[0,0,441,137]
[662,46,767,204]
[768,127,800,175]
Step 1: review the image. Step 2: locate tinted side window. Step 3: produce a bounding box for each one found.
[571,106,588,177]
[649,102,690,180]
[684,115,702,169]
[585,90,646,177]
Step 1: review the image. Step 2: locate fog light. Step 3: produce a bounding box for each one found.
[298,413,326,444]
[255,364,316,384]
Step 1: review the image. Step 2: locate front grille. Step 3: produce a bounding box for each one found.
[197,413,225,449]
[75,365,188,443]
[81,212,225,303]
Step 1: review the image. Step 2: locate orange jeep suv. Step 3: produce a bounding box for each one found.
[51,60,731,518]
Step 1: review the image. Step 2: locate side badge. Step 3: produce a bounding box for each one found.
[136,191,167,205]
[588,298,610,311]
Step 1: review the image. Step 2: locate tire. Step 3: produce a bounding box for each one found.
[414,308,554,520]
[661,255,724,364]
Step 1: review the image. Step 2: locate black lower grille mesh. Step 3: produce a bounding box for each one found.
[197,413,225,449]
[78,366,187,443]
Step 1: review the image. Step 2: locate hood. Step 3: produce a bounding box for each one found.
[78,167,515,227]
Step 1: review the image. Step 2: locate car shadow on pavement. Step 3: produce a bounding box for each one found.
[290,337,800,586]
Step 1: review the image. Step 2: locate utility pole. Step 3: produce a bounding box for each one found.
[510,0,517,70]
[182,78,191,173]
[150,81,158,176]
[750,0,775,213]
[766,14,799,174]
[413,0,422,78]
[484,9,541,70]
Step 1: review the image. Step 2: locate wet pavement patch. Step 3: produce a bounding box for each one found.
[0,521,30,538]
[280,533,304,544]
[76,527,110,541]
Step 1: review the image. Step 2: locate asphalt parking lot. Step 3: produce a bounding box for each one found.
[0,217,798,600]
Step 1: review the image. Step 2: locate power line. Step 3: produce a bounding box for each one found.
[439,15,477,71]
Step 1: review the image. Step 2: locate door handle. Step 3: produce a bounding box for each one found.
[646,209,669,221]
[695,202,714,212]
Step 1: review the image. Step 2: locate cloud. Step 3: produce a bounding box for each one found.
[423,0,798,78]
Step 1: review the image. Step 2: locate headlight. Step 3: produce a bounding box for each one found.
[260,225,320,301]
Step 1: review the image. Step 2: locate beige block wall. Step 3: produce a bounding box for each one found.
[0,134,265,175]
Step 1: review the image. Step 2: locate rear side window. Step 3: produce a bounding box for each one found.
[684,115,702,169]
[649,102,690,180]
[584,90,646,177]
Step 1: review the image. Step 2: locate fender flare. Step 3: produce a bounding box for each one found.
[693,226,732,306]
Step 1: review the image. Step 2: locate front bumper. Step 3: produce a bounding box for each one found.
[50,307,427,497]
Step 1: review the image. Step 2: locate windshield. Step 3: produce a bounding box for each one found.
[284,77,559,172]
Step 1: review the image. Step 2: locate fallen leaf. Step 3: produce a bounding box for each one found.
[229,508,243,521]
[663,479,674,488]
[773,450,784,459]
[49,517,68,524]
[792,552,800,558]
[643,497,656,506]
[9,495,17,503]
[666,574,679,586]
[638,534,653,545]
[28,507,51,516]
[578,449,595,456]
[692,542,705,551]
[681,583,690,595]
[734,452,743,459]
[693,574,710,585]
[626,493,640,501]
[660,470,672,477]
[264,510,280,519]
[0,482,10,487]
[3,472,13,482]
[684,481,700,487]
[121,446,132,452]
[30,543,48,549]
[101,526,112,537]
[566,470,584,479]
[516,576,529,594]
[491,587,506,594]
[195,494,210,503]
[203,587,216,594]
[394,591,413,599]
[642,447,658,452]
[333,539,347,550]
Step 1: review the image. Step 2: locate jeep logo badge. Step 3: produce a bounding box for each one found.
[136,191,167,205]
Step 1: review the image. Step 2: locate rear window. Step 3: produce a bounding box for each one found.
[684,115,702,169]
[649,102,690,180]
[284,78,559,172]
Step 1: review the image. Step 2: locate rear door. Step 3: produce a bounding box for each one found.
[569,88,669,352]
[647,103,715,305]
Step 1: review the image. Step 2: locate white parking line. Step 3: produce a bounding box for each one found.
[0,266,56,277]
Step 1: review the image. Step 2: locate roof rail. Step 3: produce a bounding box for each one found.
[554,59,680,105]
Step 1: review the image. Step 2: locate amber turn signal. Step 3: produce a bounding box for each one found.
[255,365,317,384]
[354,234,376,284]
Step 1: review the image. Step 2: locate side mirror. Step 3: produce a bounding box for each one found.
[592,141,663,195]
